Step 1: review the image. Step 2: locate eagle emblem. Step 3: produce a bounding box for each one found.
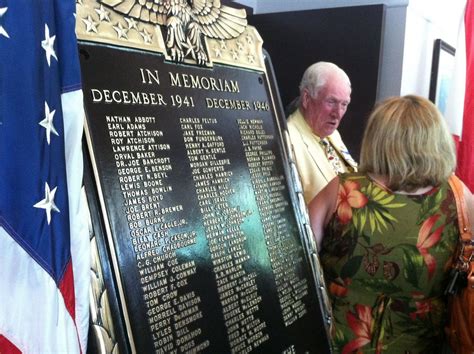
[99,0,248,65]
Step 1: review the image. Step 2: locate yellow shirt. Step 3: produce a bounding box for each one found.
[287,109,357,203]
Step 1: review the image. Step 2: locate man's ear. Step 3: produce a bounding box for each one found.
[301,89,310,110]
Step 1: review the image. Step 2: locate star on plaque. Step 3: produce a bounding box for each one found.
[125,17,138,30]
[230,48,239,60]
[139,28,152,44]
[34,182,60,225]
[0,7,9,38]
[82,15,98,33]
[219,39,227,50]
[39,101,59,145]
[95,5,111,22]
[41,24,57,67]
[213,46,222,58]
[245,33,253,44]
[236,41,244,51]
[113,22,128,39]
[247,53,255,64]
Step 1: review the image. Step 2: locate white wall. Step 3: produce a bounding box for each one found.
[400,0,465,97]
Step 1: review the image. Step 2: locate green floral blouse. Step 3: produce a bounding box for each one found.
[320,173,459,354]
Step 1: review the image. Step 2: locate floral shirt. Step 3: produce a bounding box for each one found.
[320,173,459,354]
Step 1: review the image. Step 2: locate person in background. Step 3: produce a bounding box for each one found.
[309,95,474,353]
[287,61,357,204]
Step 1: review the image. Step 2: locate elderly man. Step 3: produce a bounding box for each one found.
[287,62,357,203]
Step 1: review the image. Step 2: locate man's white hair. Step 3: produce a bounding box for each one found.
[299,61,351,98]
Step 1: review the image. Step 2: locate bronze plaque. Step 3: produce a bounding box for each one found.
[77,1,331,353]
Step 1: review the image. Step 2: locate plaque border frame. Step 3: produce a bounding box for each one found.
[80,41,333,354]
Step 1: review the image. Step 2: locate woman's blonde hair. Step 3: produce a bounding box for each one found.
[359,95,456,192]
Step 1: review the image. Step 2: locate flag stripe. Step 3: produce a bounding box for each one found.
[59,260,76,321]
[0,228,81,353]
[62,90,90,353]
[457,0,474,191]
[0,335,21,354]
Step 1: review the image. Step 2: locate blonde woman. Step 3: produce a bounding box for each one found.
[309,95,473,353]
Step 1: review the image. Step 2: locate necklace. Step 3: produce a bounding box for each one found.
[367,173,392,193]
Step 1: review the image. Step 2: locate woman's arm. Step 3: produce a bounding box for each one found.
[308,176,340,250]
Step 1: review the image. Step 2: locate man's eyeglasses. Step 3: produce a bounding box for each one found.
[323,98,350,110]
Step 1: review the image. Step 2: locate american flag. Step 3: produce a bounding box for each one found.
[0,1,89,352]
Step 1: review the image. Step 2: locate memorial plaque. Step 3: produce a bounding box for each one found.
[77,1,331,353]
